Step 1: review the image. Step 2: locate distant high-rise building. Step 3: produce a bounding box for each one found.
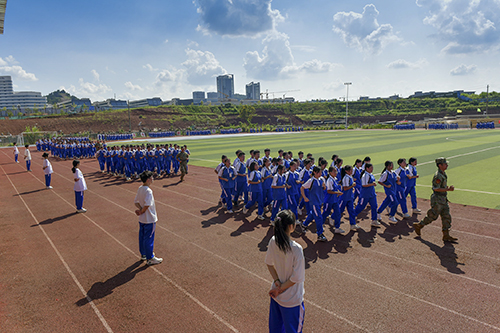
[192,91,205,105]
[0,76,47,111]
[246,82,260,100]
[216,74,234,100]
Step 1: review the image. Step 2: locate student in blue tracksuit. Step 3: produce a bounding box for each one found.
[243,162,265,220]
[218,157,236,213]
[334,158,343,184]
[377,161,398,223]
[354,163,379,227]
[215,155,228,206]
[395,158,411,218]
[322,166,344,234]
[270,165,288,225]
[299,166,327,242]
[285,161,301,220]
[261,158,274,210]
[97,147,106,172]
[405,157,420,213]
[234,152,249,206]
[297,159,313,216]
[352,159,363,204]
[339,165,359,231]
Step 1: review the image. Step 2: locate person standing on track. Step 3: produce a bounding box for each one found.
[405,157,421,213]
[413,157,457,242]
[42,152,53,189]
[134,170,163,265]
[24,145,32,172]
[13,143,19,163]
[265,209,305,333]
[176,145,189,182]
[72,160,87,213]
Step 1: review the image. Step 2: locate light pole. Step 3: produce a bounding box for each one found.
[344,82,352,129]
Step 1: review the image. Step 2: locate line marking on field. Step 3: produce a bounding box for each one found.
[416,184,500,196]
[0,164,114,333]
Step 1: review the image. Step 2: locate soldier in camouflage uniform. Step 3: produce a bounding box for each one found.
[176,146,189,182]
[413,157,458,242]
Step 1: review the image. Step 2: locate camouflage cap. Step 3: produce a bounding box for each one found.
[435,157,448,165]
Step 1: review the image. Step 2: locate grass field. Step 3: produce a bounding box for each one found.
[129,129,500,209]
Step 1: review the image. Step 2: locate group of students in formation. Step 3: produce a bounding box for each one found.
[36,138,98,159]
[216,148,421,242]
[95,143,190,181]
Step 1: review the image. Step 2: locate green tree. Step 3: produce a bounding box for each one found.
[239,105,256,123]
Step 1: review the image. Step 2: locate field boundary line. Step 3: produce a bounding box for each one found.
[0,163,114,333]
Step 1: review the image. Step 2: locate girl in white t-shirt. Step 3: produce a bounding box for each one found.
[42,153,53,189]
[265,209,305,333]
[24,145,32,171]
[13,143,19,163]
[72,160,87,213]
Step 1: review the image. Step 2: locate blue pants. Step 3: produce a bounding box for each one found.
[26,160,31,171]
[269,298,304,333]
[45,174,51,187]
[355,196,378,221]
[98,159,105,171]
[139,222,156,260]
[377,193,398,216]
[271,198,288,221]
[263,188,273,207]
[245,191,264,216]
[323,202,341,228]
[339,198,356,225]
[396,190,408,214]
[222,187,234,210]
[235,181,248,204]
[14,154,18,162]
[405,186,418,209]
[75,191,84,210]
[303,204,324,235]
[287,194,298,219]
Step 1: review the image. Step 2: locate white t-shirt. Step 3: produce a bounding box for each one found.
[73,168,88,192]
[265,236,305,308]
[43,159,53,175]
[134,185,157,224]
[24,149,31,160]
[14,146,19,154]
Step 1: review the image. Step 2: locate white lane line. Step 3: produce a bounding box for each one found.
[0,164,114,333]
[416,184,500,196]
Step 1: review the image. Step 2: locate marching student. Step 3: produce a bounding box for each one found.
[218,157,236,213]
[265,209,305,333]
[339,165,360,231]
[395,158,411,218]
[72,160,88,213]
[270,165,288,225]
[13,143,19,163]
[42,152,53,189]
[299,166,327,242]
[285,161,301,219]
[297,159,313,216]
[354,163,379,226]
[361,156,371,171]
[334,158,343,184]
[134,170,163,265]
[322,166,344,234]
[24,144,32,171]
[215,155,228,206]
[376,161,398,223]
[243,162,265,220]
[234,151,249,206]
[261,158,274,210]
[405,157,421,213]
[352,159,363,203]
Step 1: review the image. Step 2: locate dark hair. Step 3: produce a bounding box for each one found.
[312,166,321,174]
[71,159,80,173]
[289,161,297,168]
[235,149,242,156]
[25,144,29,148]
[361,163,373,177]
[304,158,312,166]
[363,156,371,163]
[238,152,245,158]
[249,161,258,172]
[264,148,270,152]
[335,158,343,167]
[409,157,417,164]
[319,159,327,167]
[298,151,303,155]
[341,164,352,179]
[353,158,362,167]
[397,158,406,166]
[274,210,296,253]
[331,154,338,161]
[221,154,227,161]
[140,170,153,183]
[277,165,284,173]
[382,160,393,174]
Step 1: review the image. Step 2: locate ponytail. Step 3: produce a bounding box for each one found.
[72,159,80,173]
[382,160,392,174]
[273,210,296,253]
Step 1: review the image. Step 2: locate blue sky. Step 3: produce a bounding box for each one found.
[0,0,498,102]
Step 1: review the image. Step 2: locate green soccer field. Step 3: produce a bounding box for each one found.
[136,129,500,209]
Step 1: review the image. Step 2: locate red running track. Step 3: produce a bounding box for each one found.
[1,149,500,332]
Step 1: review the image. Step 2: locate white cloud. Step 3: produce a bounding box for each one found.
[64,78,112,100]
[164,39,169,44]
[244,32,338,80]
[195,0,283,37]
[333,4,402,55]
[387,58,428,69]
[418,0,500,54]
[181,48,226,85]
[450,64,477,76]
[91,69,100,81]
[124,81,143,91]
[143,64,158,72]
[0,56,38,81]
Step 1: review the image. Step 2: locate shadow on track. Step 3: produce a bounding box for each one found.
[15,188,47,196]
[75,261,149,307]
[31,212,78,227]
[418,238,465,274]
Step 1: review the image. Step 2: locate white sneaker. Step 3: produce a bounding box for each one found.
[243,207,248,214]
[413,208,421,213]
[388,216,397,223]
[76,208,87,213]
[350,224,361,231]
[264,206,270,213]
[403,213,411,218]
[334,228,345,234]
[371,220,381,227]
[257,215,265,220]
[227,209,234,213]
[147,256,163,266]
[297,208,302,215]
[317,234,327,242]
[46,186,53,189]
[328,216,334,226]
[377,213,381,221]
